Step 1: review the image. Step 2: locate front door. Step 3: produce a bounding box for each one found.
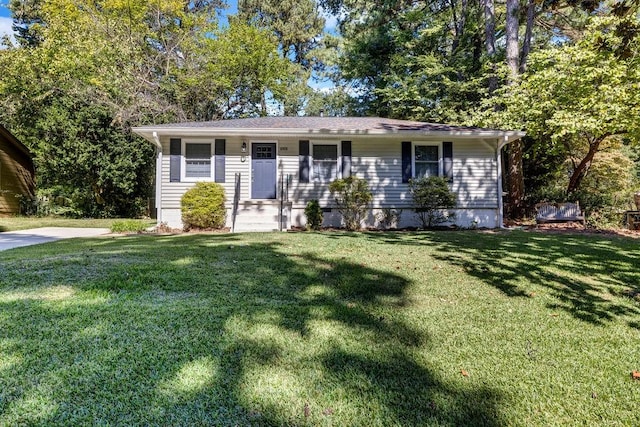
[251,143,277,199]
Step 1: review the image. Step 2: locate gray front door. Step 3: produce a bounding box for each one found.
[251,143,277,199]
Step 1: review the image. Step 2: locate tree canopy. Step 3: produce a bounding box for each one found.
[0,0,292,216]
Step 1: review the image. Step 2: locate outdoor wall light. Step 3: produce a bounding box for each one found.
[241,141,247,162]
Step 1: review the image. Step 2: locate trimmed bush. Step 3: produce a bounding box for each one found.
[304,199,323,230]
[181,182,226,230]
[409,176,457,228]
[328,176,373,231]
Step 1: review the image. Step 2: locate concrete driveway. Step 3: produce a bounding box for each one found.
[0,227,110,251]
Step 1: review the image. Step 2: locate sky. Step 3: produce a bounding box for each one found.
[0,1,12,42]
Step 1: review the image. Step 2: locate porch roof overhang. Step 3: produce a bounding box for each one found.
[132,117,525,150]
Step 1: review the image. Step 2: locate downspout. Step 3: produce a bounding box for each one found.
[153,132,163,226]
[497,135,510,229]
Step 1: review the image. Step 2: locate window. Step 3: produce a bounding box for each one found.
[414,144,440,178]
[185,143,211,178]
[313,144,338,181]
[402,141,452,184]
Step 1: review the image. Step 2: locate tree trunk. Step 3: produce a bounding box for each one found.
[483,0,497,92]
[505,0,525,219]
[483,0,496,57]
[451,0,468,54]
[566,137,604,194]
[260,91,268,117]
[519,0,536,73]
[506,0,519,81]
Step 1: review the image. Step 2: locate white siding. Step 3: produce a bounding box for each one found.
[160,135,250,209]
[157,135,500,228]
[289,138,498,209]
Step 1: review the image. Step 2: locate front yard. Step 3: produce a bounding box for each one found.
[0,230,638,425]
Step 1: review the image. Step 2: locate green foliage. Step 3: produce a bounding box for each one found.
[473,15,640,221]
[0,1,296,218]
[200,20,296,118]
[16,187,83,217]
[239,0,324,68]
[324,0,501,122]
[476,16,640,164]
[328,176,372,231]
[409,177,457,228]
[8,0,45,47]
[304,199,323,231]
[110,220,149,234]
[181,182,226,231]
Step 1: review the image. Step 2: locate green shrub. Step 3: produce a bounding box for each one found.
[328,176,373,231]
[110,220,148,233]
[409,176,457,228]
[181,182,226,230]
[304,199,323,231]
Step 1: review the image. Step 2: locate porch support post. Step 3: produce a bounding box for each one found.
[153,132,163,225]
[497,135,509,229]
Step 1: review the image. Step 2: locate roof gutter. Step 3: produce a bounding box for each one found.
[151,131,162,150]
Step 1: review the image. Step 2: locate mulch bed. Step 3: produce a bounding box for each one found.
[143,221,640,239]
[523,221,640,239]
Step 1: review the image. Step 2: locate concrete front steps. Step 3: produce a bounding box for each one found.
[231,200,291,232]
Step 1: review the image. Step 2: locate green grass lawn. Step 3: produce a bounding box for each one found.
[0,230,638,426]
[0,217,155,232]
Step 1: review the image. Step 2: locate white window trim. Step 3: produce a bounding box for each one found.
[412,141,443,178]
[181,140,214,182]
[311,141,342,183]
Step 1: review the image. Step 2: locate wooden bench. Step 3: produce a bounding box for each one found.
[535,202,585,225]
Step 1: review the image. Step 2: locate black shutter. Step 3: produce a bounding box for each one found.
[170,138,181,182]
[214,139,225,183]
[341,141,352,178]
[443,141,453,182]
[299,140,310,183]
[401,141,412,183]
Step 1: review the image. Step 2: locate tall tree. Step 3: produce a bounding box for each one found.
[503,0,526,218]
[477,15,640,198]
[238,0,325,115]
[9,0,44,46]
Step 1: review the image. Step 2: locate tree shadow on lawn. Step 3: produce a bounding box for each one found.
[362,230,640,327]
[0,234,504,426]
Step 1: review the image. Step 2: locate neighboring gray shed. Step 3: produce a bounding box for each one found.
[0,125,35,215]
[133,117,524,231]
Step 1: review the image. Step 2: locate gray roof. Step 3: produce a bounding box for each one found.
[132,116,525,149]
[135,116,504,133]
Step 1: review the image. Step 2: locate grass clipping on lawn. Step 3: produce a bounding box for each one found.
[0,231,639,426]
